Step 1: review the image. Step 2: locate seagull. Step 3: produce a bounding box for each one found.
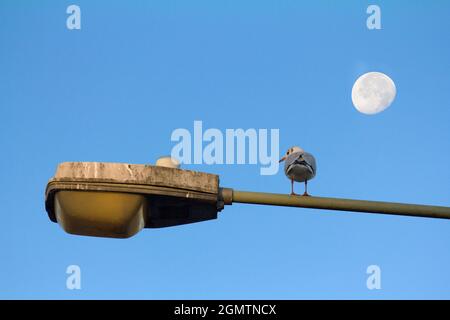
[279,146,317,196]
[155,156,180,169]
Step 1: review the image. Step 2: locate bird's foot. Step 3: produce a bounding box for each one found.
[290,192,299,196]
[302,192,310,197]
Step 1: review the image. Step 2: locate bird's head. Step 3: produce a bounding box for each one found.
[279,146,304,163]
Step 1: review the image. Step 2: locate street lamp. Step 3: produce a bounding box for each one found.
[45,162,221,238]
[45,162,450,238]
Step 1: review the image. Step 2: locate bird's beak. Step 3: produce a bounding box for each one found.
[279,156,286,163]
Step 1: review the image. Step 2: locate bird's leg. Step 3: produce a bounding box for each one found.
[290,178,297,196]
[302,180,310,196]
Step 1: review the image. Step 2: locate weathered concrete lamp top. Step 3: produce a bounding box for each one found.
[45,162,221,238]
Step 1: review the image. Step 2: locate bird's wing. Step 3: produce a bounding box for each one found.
[294,152,316,175]
[302,152,316,169]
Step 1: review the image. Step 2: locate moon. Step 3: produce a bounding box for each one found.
[351,72,396,115]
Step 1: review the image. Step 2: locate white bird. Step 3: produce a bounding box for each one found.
[155,156,180,169]
[279,146,317,196]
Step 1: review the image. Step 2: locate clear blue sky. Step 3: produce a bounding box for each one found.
[1,0,449,299]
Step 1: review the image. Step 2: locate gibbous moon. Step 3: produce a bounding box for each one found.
[351,72,396,115]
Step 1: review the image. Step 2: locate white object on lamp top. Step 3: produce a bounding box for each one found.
[155,156,180,169]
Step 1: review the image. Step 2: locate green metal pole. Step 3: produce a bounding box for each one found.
[220,188,450,220]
